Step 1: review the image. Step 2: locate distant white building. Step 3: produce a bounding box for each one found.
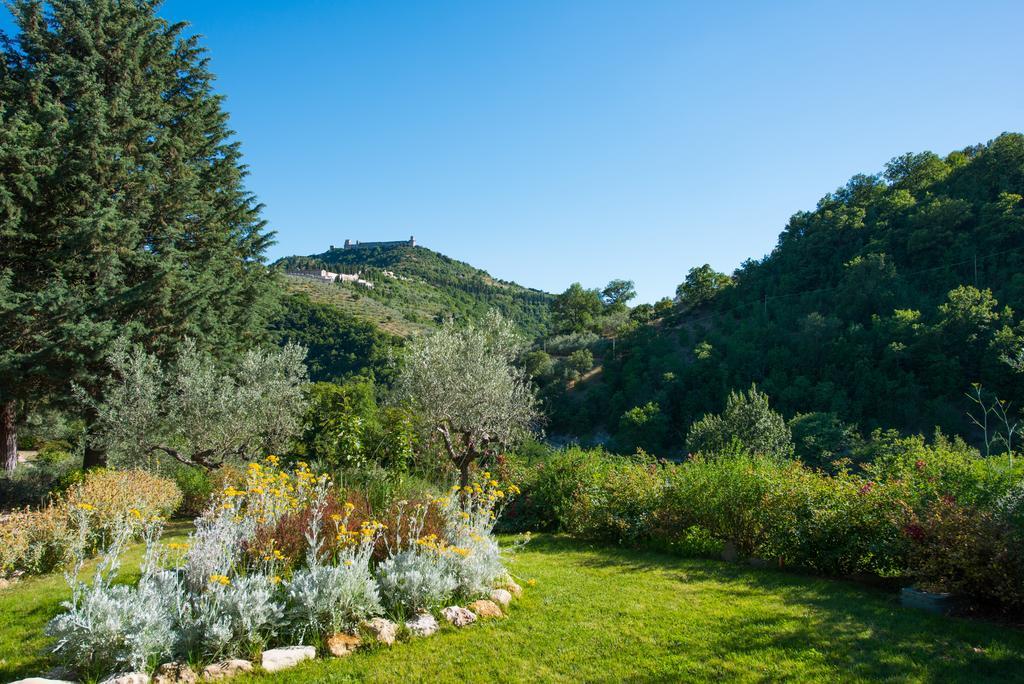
[286,268,374,288]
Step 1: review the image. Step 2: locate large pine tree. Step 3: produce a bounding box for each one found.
[0,0,279,470]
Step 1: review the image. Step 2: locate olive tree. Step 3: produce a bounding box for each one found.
[393,311,540,491]
[81,339,308,471]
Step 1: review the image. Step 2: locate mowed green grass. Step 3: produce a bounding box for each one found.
[239,536,1024,683]
[3,533,1024,683]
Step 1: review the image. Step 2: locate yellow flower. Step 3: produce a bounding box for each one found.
[330,513,343,522]
[271,575,282,584]
[527,578,537,587]
[209,574,231,586]
[129,508,142,519]
[344,559,354,566]
[76,503,95,511]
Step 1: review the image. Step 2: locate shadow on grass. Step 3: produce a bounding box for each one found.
[523,534,1024,682]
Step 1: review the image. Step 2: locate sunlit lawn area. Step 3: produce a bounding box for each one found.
[3,532,1023,683]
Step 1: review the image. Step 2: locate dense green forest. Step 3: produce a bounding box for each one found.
[269,294,398,384]
[275,244,553,339]
[538,134,1024,455]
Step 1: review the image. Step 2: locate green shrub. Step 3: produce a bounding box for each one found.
[172,466,216,517]
[0,455,82,510]
[686,385,794,459]
[296,381,416,474]
[512,441,1024,610]
[500,446,609,532]
[788,412,862,470]
[906,495,1024,610]
[0,504,79,576]
[862,431,1021,508]
[566,456,663,545]
[756,466,911,576]
[661,454,779,556]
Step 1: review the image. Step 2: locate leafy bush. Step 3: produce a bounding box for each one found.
[788,412,862,470]
[686,384,794,459]
[516,443,1024,610]
[861,431,1018,508]
[1,469,180,578]
[661,454,779,557]
[0,505,78,576]
[0,455,81,509]
[295,381,415,473]
[65,468,182,523]
[501,446,610,532]
[566,456,664,545]
[906,495,1024,609]
[172,466,216,518]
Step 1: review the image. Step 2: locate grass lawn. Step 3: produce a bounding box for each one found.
[3,533,1024,683]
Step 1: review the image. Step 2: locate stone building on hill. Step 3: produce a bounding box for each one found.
[343,236,415,250]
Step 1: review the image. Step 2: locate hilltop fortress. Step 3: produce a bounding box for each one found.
[342,236,416,250]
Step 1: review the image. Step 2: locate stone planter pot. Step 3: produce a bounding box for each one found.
[900,587,956,615]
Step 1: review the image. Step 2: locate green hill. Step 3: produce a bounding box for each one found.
[542,133,1024,454]
[275,244,553,340]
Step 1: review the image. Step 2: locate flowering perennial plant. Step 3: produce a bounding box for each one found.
[46,511,177,678]
[286,490,384,641]
[439,474,521,596]
[44,456,524,679]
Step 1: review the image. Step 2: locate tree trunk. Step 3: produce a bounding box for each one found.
[1,401,16,474]
[81,404,106,469]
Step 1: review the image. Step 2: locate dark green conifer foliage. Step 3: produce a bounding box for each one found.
[0,0,278,468]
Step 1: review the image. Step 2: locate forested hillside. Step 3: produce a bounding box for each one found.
[276,244,553,339]
[542,133,1024,454]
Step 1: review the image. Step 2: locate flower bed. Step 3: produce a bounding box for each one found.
[37,458,527,682]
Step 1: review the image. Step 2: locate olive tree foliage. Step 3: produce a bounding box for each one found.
[80,339,308,471]
[686,384,794,459]
[392,311,540,490]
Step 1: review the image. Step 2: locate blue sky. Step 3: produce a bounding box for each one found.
[4,1,1023,302]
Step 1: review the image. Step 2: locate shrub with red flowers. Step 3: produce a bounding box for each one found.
[906,495,1024,610]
